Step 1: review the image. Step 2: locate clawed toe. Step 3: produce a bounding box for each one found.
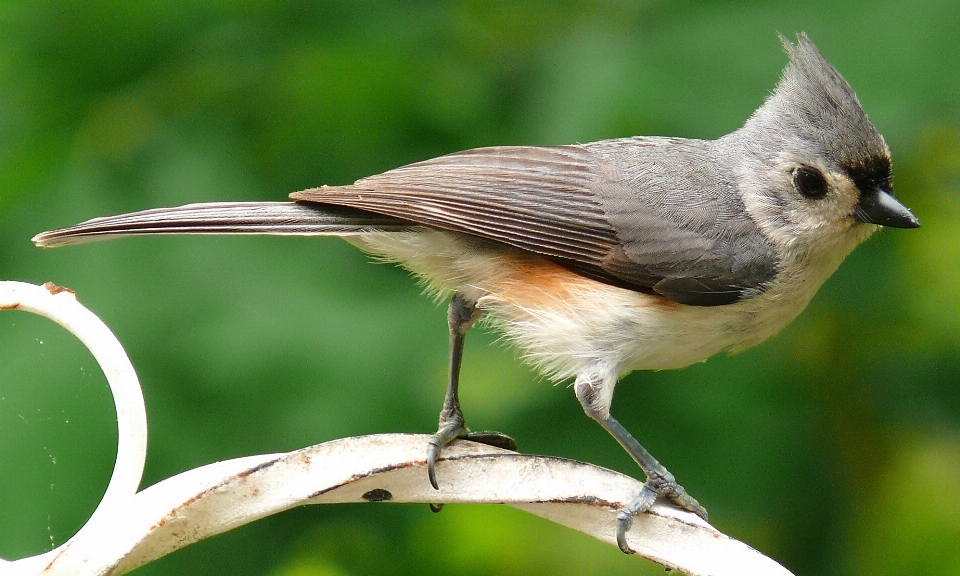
[464,431,517,451]
[615,478,707,554]
[427,423,468,489]
[427,429,517,490]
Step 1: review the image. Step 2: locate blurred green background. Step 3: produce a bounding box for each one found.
[1,1,958,575]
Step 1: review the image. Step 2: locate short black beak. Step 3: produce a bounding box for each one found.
[855,189,920,229]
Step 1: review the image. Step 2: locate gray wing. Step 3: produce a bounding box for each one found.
[291,141,779,305]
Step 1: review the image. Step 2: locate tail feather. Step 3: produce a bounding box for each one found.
[32,201,413,247]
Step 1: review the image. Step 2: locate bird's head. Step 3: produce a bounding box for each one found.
[732,33,918,268]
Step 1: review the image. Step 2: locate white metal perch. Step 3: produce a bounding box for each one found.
[0,280,794,576]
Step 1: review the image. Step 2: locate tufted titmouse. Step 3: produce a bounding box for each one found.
[33,34,918,552]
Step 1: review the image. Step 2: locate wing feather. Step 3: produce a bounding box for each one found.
[291,142,778,305]
[293,146,618,259]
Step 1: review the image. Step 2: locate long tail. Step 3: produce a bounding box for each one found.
[32,201,414,248]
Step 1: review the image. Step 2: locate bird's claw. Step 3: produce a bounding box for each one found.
[462,431,517,452]
[615,477,707,554]
[427,423,467,490]
[427,428,516,513]
[427,428,517,489]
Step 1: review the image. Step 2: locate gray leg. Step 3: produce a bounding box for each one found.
[426,292,517,492]
[426,293,478,489]
[575,371,707,554]
[426,294,517,497]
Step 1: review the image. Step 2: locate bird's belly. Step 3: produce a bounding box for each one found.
[476,251,825,379]
[352,229,813,381]
[485,277,814,379]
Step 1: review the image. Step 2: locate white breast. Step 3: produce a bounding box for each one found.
[350,228,855,384]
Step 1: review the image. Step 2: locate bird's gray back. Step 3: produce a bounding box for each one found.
[584,136,779,305]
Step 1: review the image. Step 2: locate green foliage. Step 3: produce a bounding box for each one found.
[1,2,958,575]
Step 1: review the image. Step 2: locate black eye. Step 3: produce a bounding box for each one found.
[793,167,828,199]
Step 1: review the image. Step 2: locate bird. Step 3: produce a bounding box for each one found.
[33,34,919,553]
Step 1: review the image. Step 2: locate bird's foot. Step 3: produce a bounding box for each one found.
[426,426,516,513]
[428,425,517,489]
[427,419,468,490]
[615,474,707,554]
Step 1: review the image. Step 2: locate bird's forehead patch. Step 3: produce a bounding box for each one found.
[843,153,892,193]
